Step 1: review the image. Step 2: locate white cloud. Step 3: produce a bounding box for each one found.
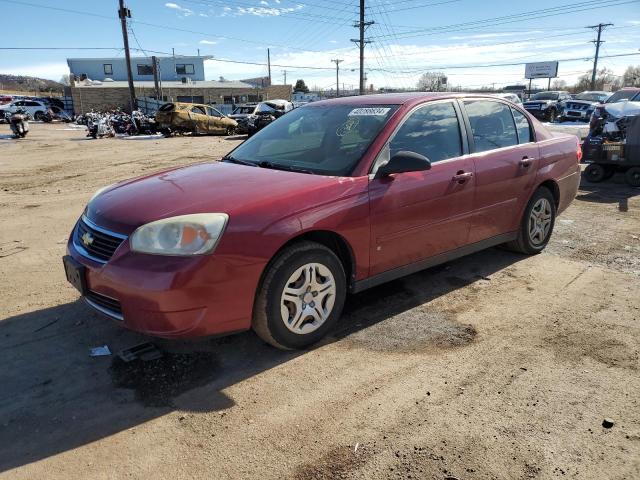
[199,39,217,45]
[165,2,193,16]
[260,0,269,5]
[199,13,209,17]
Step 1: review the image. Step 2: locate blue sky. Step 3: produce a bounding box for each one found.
[0,0,639,90]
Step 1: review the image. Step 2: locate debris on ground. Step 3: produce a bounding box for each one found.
[602,418,615,429]
[118,342,163,363]
[89,345,111,357]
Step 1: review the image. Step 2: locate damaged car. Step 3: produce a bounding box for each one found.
[155,102,238,137]
[245,99,294,136]
[583,92,640,186]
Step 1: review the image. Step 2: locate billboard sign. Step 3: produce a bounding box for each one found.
[524,61,559,79]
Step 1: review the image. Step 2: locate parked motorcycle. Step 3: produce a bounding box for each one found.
[8,108,30,138]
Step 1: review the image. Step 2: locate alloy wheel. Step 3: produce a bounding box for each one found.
[280,262,336,335]
[528,198,552,246]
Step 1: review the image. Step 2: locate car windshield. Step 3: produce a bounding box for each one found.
[233,106,255,114]
[532,92,559,100]
[575,92,607,102]
[226,104,399,176]
[606,90,639,103]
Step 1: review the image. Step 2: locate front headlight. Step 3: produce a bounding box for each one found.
[130,213,229,256]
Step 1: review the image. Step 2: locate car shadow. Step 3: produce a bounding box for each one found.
[0,247,525,472]
[577,171,639,212]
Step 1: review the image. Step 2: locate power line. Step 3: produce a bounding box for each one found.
[369,0,638,40]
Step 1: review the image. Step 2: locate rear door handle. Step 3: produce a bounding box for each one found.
[452,171,473,183]
[520,156,535,167]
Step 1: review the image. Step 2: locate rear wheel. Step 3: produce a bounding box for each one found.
[625,167,640,187]
[34,111,44,121]
[253,241,346,350]
[585,164,606,183]
[226,126,236,136]
[506,187,556,255]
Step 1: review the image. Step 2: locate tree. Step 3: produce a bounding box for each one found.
[294,79,309,93]
[622,65,640,87]
[574,67,620,92]
[59,74,71,86]
[551,79,567,90]
[416,71,447,92]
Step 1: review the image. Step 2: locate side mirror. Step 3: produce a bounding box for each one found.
[376,151,432,178]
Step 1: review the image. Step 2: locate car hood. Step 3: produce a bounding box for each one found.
[601,101,640,118]
[566,100,598,106]
[86,161,359,233]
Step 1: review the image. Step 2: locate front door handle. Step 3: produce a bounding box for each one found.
[520,156,535,167]
[452,171,473,184]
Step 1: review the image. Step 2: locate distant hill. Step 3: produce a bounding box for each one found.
[0,74,64,94]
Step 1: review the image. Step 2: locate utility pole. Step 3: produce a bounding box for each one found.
[282,69,287,85]
[267,48,272,85]
[331,59,343,97]
[587,23,613,90]
[118,0,136,112]
[351,0,373,95]
[151,55,160,100]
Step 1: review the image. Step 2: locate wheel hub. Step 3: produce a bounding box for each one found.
[280,262,336,335]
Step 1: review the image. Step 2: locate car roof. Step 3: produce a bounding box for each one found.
[308,92,519,108]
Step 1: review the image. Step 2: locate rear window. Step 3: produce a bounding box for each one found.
[606,90,640,103]
[158,103,175,112]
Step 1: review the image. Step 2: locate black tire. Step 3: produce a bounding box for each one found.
[585,164,606,183]
[226,126,236,136]
[505,187,556,255]
[547,109,557,122]
[252,241,347,350]
[625,167,640,187]
[34,111,44,121]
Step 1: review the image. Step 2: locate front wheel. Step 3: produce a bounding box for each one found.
[225,126,236,136]
[34,111,45,121]
[585,164,606,183]
[547,109,557,122]
[505,187,556,255]
[253,241,346,350]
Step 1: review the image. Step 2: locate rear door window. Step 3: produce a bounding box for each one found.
[389,101,462,163]
[464,100,518,153]
[511,108,532,144]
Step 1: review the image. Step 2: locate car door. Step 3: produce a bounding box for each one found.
[368,100,475,276]
[188,105,209,133]
[206,107,225,133]
[461,99,539,243]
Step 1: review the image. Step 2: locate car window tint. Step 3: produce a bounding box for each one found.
[389,102,462,163]
[511,108,532,144]
[465,100,518,153]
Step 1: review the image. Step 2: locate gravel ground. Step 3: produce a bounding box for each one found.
[0,123,639,480]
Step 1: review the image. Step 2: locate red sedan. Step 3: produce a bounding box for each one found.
[63,93,581,349]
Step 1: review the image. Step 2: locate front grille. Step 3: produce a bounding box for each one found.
[86,291,123,320]
[567,103,589,111]
[74,216,126,263]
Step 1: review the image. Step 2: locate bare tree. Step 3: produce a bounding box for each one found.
[574,68,620,92]
[622,65,640,87]
[59,74,71,86]
[551,79,567,90]
[417,72,447,92]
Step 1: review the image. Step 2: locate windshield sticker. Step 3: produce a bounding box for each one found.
[336,117,359,137]
[348,107,391,117]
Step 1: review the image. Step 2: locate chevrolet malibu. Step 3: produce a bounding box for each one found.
[64,93,581,349]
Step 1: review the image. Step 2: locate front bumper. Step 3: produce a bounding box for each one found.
[65,219,264,339]
[562,110,592,121]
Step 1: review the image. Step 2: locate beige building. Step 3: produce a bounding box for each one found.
[69,79,292,114]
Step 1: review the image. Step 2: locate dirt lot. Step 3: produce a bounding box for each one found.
[1,123,639,480]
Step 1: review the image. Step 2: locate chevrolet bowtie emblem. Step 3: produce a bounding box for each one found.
[81,232,94,246]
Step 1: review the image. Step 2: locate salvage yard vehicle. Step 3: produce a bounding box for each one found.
[559,91,611,123]
[0,99,49,120]
[523,91,572,122]
[155,102,238,137]
[63,93,581,349]
[228,103,258,134]
[245,99,294,136]
[583,94,640,186]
